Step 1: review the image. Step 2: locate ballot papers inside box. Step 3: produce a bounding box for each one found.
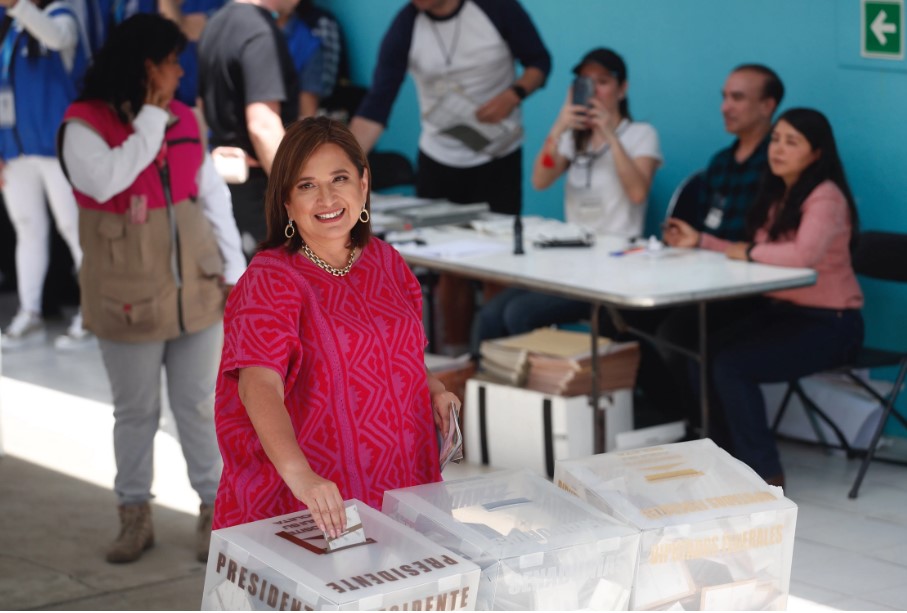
[382,469,640,610]
[554,439,797,611]
[201,500,480,611]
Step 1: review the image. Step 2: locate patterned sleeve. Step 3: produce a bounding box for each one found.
[221,256,304,383]
[385,242,428,350]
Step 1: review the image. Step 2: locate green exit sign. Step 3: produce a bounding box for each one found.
[862,0,904,59]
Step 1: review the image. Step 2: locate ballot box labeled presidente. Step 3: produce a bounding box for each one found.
[201,501,480,610]
[382,470,640,610]
[554,439,797,611]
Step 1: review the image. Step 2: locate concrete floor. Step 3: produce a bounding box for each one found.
[2,299,907,610]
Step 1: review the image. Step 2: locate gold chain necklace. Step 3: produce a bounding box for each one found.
[300,241,357,277]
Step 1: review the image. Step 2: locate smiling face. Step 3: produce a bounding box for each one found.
[769,119,821,187]
[285,142,369,253]
[578,62,626,117]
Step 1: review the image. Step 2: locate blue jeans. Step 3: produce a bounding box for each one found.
[472,288,591,353]
[708,300,863,478]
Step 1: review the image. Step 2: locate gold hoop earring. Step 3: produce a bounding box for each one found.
[284,220,296,238]
[359,208,370,223]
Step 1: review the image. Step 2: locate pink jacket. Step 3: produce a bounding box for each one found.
[701,180,863,310]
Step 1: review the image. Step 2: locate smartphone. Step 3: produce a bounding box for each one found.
[571,76,595,107]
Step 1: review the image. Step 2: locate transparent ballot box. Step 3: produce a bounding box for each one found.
[554,439,797,611]
[201,500,480,610]
[382,470,640,610]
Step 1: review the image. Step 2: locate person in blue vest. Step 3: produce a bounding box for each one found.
[278,6,322,120]
[0,0,91,350]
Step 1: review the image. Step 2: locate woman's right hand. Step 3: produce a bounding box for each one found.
[551,88,590,139]
[285,468,347,538]
[663,217,701,248]
[144,64,174,109]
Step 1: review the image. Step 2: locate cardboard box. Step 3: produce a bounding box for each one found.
[464,378,632,477]
[383,469,640,610]
[554,440,797,611]
[201,500,480,610]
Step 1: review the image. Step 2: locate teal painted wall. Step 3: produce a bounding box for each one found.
[323,0,907,436]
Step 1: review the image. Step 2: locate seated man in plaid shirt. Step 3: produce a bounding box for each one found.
[651,64,785,428]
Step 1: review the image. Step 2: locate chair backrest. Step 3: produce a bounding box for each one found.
[367,151,416,192]
[664,169,705,226]
[852,230,907,282]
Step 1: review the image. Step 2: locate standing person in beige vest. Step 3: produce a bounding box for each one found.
[57,14,245,564]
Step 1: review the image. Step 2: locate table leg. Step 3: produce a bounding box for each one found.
[421,270,439,354]
[698,301,710,438]
[591,303,605,454]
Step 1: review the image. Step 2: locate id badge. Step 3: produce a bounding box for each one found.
[704,206,723,230]
[0,86,15,128]
[129,194,148,224]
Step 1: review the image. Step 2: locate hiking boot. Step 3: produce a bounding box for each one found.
[106,502,154,564]
[1,310,45,351]
[197,503,214,563]
[54,311,95,350]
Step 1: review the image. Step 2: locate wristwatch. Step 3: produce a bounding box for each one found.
[746,243,757,261]
[511,84,528,100]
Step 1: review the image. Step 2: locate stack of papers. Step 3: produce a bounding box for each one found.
[480,328,639,395]
[478,339,530,386]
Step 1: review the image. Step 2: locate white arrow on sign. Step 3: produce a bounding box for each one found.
[871,9,898,45]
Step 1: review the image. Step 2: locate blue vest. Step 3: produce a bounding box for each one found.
[0,3,87,158]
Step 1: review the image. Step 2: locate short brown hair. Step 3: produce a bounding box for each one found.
[259,117,372,254]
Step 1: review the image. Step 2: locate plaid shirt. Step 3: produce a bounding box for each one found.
[697,136,770,241]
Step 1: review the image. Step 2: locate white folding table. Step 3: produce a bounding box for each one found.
[396,227,817,452]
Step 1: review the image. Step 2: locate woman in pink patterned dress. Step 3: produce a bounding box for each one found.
[213,117,458,535]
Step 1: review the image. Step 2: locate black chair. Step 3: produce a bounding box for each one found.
[771,230,907,498]
[664,169,705,226]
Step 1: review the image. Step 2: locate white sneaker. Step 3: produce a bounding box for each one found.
[1,310,46,351]
[54,311,95,350]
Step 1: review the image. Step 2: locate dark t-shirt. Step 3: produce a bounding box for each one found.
[198,2,298,156]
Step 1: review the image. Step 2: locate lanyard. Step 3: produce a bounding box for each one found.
[1,23,19,83]
[428,14,461,69]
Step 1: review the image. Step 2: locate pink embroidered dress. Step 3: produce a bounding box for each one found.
[213,239,441,528]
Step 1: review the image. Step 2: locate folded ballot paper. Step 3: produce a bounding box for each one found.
[438,402,464,472]
[324,505,367,552]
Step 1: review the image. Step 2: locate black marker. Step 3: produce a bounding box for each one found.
[513,215,524,255]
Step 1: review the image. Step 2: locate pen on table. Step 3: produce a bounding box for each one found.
[609,246,646,257]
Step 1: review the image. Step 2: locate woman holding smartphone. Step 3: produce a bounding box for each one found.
[664,108,863,486]
[474,47,661,344]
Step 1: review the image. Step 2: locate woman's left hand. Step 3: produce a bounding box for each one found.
[431,390,461,439]
[725,242,750,260]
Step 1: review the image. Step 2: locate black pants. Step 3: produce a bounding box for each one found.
[228,168,268,260]
[416,148,522,215]
[706,300,863,478]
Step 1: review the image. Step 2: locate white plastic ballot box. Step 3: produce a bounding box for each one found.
[382,469,640,610]
[201,500,480,610]
[554,440,797,611]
